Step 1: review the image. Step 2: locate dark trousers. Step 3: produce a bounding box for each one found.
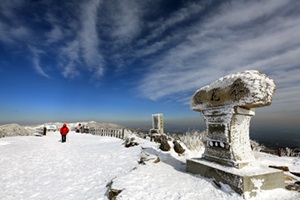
[61,134,67,143]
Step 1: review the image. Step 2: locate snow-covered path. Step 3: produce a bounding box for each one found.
[0,132,140,200]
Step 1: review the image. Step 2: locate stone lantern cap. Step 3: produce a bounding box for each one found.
[191,70,276,111]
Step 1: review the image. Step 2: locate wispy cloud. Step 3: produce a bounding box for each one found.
[0,2,47,77]
[138,0,300,113]
[108,0,143,44]
[45,25,64,44]
[0,0,24,20]
[78,0,103,78]
[0,0,30,45]
[45,0,104,80]
[137,1,206,47]
[108,1,209,74]
[60,40,80,78]
[29,46,50,78]
[0,21,13,44]
[0,0,105,80]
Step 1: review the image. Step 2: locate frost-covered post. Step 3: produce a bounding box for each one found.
[149,113,164,134]
[191,70,276,168]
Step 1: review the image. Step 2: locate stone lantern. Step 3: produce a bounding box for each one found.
[186,70,284,197]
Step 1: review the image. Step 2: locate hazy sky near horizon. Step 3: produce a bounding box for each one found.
[0,0,300,132]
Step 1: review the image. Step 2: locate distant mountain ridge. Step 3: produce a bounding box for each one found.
[29,121,125,129]
[0,121,126,138]
[0,123,34,137]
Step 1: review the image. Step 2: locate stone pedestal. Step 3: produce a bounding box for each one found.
[186,158,285,197]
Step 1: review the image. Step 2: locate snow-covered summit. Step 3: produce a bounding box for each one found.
[0,131,299,199]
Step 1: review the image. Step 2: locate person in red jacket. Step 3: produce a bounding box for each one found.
[60,124,69,143]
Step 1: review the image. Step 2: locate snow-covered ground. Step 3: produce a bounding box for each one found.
[0,132,140,200]
[0,132,299,200]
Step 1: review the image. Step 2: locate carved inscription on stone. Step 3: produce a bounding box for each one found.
[209,124,225,134]
[207,124,227,141]
[210,89,221,101]
[193,79,249,108]
[230,79,246,101]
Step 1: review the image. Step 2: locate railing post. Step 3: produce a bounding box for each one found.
[121,129,124,139]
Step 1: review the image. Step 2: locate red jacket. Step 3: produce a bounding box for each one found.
[60,124,69,135]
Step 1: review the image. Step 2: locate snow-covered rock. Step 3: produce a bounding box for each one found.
[0,124,34,137]
[173,140,185,155]
[159,137,171,151]
[124,137,139,148]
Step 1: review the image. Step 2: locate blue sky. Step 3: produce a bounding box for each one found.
[0,0,300,136]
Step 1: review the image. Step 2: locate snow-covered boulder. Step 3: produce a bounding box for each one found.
[124,137,139,148]
[159,138,171,151]
[0,124,34,137]
[0,130,6,138]
[191,70,276,111]
[173,140,185,155]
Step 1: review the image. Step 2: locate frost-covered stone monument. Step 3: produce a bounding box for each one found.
[149,113,164,134]
[186,70,285,197]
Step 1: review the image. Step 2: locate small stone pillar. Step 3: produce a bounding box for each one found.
[149,113,164,134]
[187,70,284,197]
